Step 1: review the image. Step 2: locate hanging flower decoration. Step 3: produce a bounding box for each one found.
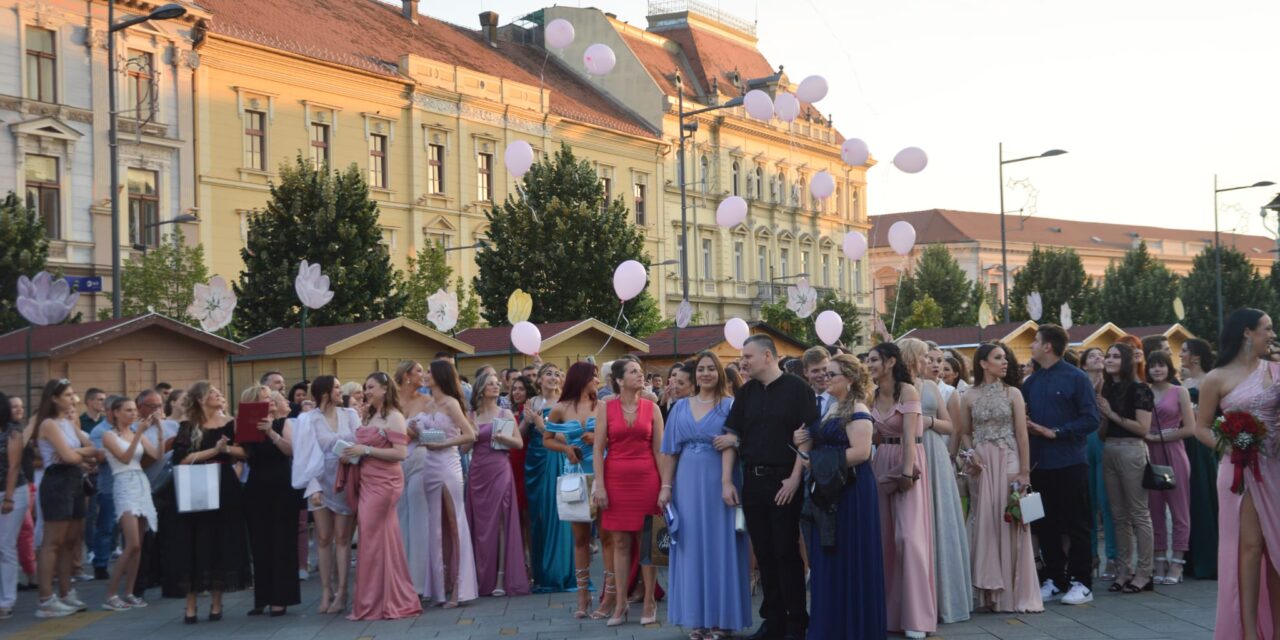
[675,299,693,329]
[977,301,994,329]
[17,271,79,326]
[786,277,818,319]
[427,288,459,333]
[294,260,334,310]
[507,289,532,325]
[1060,302,1073,330]
[1026,291,1043,322]
[187,276,237,333]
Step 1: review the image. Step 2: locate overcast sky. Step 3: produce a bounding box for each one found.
[407,0,1280,238]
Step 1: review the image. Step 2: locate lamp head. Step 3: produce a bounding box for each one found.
[1263,193,1280,213]
[148,4,187,21]
[1040,149,1068,158]
[1253,181,1277,189]
[172,213,199,224]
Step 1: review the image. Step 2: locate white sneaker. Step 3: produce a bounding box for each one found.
[123,595,147,608]
[298,569,310,581]
[905,632,927,639]
[35,597,76,618]
[1061,581,1093,605]
[1040,579,1062,602]
[61,589,88,612]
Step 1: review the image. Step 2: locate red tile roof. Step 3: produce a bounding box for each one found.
[898,322,1032,348]
[639,322,806,358]
[239,318,394,359]
[455,320,583,355]
[0,314,245,360]
[656,26,774,99]
[617,30,685,98]
[197,0,657,138]
[869,209,1273,255]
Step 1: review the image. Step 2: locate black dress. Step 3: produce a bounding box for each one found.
[160,421,251,597]
[243,418,304,608]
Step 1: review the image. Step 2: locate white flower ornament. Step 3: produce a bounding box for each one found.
[294,260,334,310]
[786,277,818,319]
[675,300,693,329]
[427,288,459,333]
[1060,302,1073,330]
[1026,291,1043,322]
[17,271,78,326]
[187,276,237,333]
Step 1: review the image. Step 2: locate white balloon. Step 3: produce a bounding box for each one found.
[842,231,867,261]
[743,90,774,121]
[796,75,828,103]
[545,19,575,49]
[716,196,748,227]
[511,321,542,356]
[774,92,800,122]
[810,171,835,199]
[724,317,750,350]
[892,146,928,174]
[583,43,616,76]
[504,140,535,178]
[841,138,870,166]
[887,221,917,256]
[612,259,648,302]
[815,310,843,345]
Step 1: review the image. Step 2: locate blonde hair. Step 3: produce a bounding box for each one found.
[241,385,269,404]
[340,381,363,397]
[394,360,420,387]
[831,354,872,418]
[897,337,929,378]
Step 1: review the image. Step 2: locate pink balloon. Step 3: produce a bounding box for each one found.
[545,19,575,49]
[511,321,542,356]
[724,317,750,350]
[888,221,917,256]
[810,171,835,199]
[815,310,843,345]
[743,90,774,121]
[583,43,616,76]
[796,75,828,103]
[842,231,867,261]
[892,146,928,174]
[716,196,748,227]
[612,260,648,301]
[504,140,534,178]
[774,92,800,123]
[841,138,869,166]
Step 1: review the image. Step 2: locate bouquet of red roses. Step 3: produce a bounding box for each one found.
[1003,487,1022,525]
[1213,411,1267,494]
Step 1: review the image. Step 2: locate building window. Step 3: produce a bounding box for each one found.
[851,188,860,220]
[427,143,445,194]
[734,241,744,280]
[677,234,686,267]
[772,172,782,203]
[780,248,790,278]
[699,155,709,193]
[838,257,847,291]
[989,282,999,300]
[835,184,843,216]
[754,167,763,199]
[757,244,767,281]
[795,178,806,208]
[802,250,811,277]
[633,183,646,225]
[25,27,56,103]
[476,152,493,201]
[24,155,59,239]
[854,260,863,293]
[731,161,740,196]
[702,238,713,279]
[822,253,831,286]
[368,133,388,188]
[126,50,155,121]
[309,123,329,167]
[600,176,612,213]
[243,110,266,170]
[127,168,159,247]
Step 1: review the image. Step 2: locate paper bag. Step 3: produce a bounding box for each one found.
[176,464,221,513]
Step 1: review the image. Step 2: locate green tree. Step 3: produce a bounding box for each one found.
[108,229,209,324]
[1095,242,1180,327]
[454,276,482,332]
[889,244,986,329]
[401,243,454,325]
[760,291,865,347]
[1009,245,1097,325]
[0,193,50,332]
[234,157,405,337]
[474,143,664,337]
[902,294,944,332]
[1183,246,1279,345]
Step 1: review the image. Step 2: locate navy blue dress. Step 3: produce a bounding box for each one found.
[806,412,887,640]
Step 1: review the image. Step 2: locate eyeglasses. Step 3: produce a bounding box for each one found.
[823,371,845,380]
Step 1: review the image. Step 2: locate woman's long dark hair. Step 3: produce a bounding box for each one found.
[561,361,599,410]
[1102,342,1136,408]
[870,342,913,401]
[428,360,466,408]
[1218,308,1267,367]
[973,342,1021,388]
[1183,338,1216,373]
[34,378,72,427]
[311,375,338,410]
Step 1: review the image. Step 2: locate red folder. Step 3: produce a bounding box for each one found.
[235,402,270,443]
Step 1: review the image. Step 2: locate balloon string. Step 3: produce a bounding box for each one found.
[888,257,906,336]
[594,305,629,357]
[515,183,539,222]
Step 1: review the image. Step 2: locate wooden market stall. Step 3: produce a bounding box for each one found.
[1121,323,1196,368]
[636,322,807,373]
[0,313,246,405]
[455,318,648,376]
[897,321,1039,363]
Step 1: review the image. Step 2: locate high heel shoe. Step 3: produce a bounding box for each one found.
[269,607,287,617]
[606,608,629,627]
[572,569,591,619]
[590,571,617,620]
[1164,558,1186,584]
[207,609,222,622]
[640,601,657,625]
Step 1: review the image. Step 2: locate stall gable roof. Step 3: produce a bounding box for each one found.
[896,321,1036,350]
[0,313,246,361]
[639,321,805,358]
[1122,323,1194,340]
[238,317,472,361]
[1067,322,1126,345]
[455,319,648,355]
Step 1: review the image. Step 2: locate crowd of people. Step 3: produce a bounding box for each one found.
[0,309,1275,640]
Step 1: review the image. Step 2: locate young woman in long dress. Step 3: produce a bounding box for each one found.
[525,364,575,592]
[1180,337,1220,579]
[1193,309,1279,640]
[394,360,432,600]
[464,372,530,597]
[242,390,303,616]
[956,343,1042,613]
[1143,351,1196,585]
[343,372,421,621]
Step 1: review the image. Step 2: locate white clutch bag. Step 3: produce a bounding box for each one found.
[734,506,746,534]
[489,418,516,451]
[419,428,446,444]
[1019,490,1045,524]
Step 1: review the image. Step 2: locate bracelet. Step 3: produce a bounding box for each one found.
[660,484,672,489]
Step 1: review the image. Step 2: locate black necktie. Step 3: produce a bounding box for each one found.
[816,394,823,415]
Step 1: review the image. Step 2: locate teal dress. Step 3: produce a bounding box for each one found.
[544,416,596,475]
[525,401,575,592]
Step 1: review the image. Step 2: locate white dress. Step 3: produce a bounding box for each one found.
[104,430,158,531]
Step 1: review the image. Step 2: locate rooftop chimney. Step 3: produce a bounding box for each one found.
[402,0,418,24]
[479,11,499,48]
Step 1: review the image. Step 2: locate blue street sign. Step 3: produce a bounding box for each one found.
[66,276,103,292]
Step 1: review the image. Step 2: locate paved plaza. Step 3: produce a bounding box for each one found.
[1,558,1219,640]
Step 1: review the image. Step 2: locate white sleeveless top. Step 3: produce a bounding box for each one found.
[103,430,145,475]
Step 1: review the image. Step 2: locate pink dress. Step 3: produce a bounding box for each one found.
[465,418,531,596]
[420,411,478,604]
[346,426,422,621]
[871,399,937,633]
[1147,387,1191,553]
[1216,361,1279,640]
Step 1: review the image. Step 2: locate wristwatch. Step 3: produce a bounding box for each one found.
[364,445,372,457]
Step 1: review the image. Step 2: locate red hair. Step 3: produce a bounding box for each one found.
[1116,335,1145,381]
[559,362,598,410]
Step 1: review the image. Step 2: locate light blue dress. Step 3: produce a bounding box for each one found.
[524,400,575,592]
[661,398,751,631]
[543,416,596,474]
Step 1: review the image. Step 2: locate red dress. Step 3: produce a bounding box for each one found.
[602,398,660,532]
[509,404,529,513]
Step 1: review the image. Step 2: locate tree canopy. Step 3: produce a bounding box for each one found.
[1182,246,1278,345]
[1009,245,1097,325]
[1095,241,1180,328]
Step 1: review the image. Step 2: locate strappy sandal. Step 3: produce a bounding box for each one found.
[573,569,591,619]
[590,571,616,620]
[1121,578,1153,594]
[689,629,710,640]
[1165,558,1186,584]
[709,630,732,639]
[1108,580,1129,593]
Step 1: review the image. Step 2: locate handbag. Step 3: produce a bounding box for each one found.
[175,463,221,513]
[556,466,595,523]
[489,417,516,451]
[734,506,746,534]
[1142,421,1176,491]
[1018,488,1045,524]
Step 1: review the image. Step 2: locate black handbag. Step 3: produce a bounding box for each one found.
[1142,423,1176,491]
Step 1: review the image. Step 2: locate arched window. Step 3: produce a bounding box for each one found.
[774,172,784,203]
[731,161,740,196]
[699,154,709,192]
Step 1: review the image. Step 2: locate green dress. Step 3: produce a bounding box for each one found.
[1184,387,1218,579]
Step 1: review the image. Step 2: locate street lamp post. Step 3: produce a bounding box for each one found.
[1262,193,1280,261]
[998,144,1066,323]
[108,1,187,318]
[130,213,199,256]
[1213,176,1275,338]
[766,270,810,304]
